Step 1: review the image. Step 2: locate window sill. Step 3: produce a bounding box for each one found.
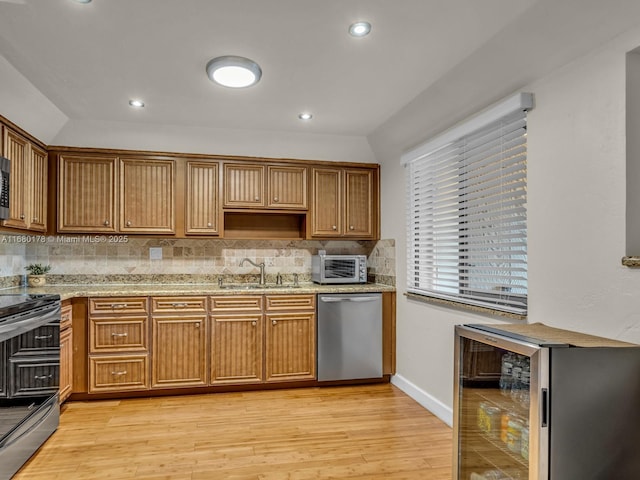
[404,292,527,321]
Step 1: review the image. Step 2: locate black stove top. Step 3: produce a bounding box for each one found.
[0,294,60,318]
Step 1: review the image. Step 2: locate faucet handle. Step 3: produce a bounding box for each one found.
[218,277,223,287]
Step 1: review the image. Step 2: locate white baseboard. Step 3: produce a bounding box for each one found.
[390,374,453,427]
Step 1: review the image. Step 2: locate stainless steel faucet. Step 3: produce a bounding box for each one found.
[239,258,266,285]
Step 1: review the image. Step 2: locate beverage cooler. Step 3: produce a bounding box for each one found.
[453,323,640,480]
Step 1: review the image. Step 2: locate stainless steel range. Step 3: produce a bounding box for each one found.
[0,294,61,480]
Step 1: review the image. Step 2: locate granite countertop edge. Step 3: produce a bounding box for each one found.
[2,283,395,301]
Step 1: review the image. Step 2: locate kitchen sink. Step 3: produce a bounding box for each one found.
[218,284,301,290]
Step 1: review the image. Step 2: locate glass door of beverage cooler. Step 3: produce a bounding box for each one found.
[453,325,549,480]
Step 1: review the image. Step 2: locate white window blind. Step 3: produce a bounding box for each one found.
[403,93,532,316]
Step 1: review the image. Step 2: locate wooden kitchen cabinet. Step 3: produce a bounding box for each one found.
[223,163,308,210]
[58,303,73,403]
[88,297,149,393]
[210,295,263,385]
[264,294,316,383]
[120,158,175,233]
[57,154,117,233]
[310,167,377,239]
[151,296,208,388]
[1,128,47,232]
[185,161,220,235]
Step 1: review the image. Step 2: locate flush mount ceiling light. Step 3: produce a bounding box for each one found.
[128,99,145,108]
[73,0,92,4]
[349,21,371,37]
[298,112,313,121]
[206,56,262,88]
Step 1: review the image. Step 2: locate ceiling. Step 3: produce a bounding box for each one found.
[0,0,537,137]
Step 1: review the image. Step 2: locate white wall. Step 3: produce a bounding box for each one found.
[0,54,68,143]
[51,119,376,163]
[371,22,640,426]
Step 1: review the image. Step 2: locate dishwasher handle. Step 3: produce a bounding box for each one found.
[320,296,380,303]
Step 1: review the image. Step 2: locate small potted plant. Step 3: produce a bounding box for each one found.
[25,263,51,287]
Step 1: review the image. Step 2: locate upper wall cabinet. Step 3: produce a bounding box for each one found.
[1,127,47,232]
[57,155,175,234]
[185,161,220,235]
[120,158,175,234]
[223,163,308,210]
[58,154,118,233]
[310,167,378,239]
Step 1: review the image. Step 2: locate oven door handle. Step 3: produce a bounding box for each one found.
[0,305,60,342]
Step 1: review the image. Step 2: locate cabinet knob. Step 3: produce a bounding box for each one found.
[349,225,354,230]
[126,220,132,227]
[332,225,337,230]
[272,320,277,325]
[32,217,38,222]
[273,196,279,203]
[104,220,110,226]
[207,222,212,228]
[251,321,257,326]
[20,214,25,220]
[254,196,260,202]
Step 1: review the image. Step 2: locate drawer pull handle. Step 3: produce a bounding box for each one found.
[171,303,189,308]
[34,375,52,380]
[34,335,53,340]
[111,371,128,376]
[111,332,128,337]
[111,304,128,309]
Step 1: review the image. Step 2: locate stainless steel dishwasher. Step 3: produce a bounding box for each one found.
[317,293,382,381]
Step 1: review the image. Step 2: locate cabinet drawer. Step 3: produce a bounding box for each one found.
[89,355,149,393]
[89,297,148,315]
[60,303,72,330]
[265,294,316,311]
[210,295,263,312]
[89,316,148,353]
[11,323,59,355]
[151,296,208,314]
[9,356,59,398]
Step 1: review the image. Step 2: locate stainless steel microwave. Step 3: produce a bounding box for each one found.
[311,254,367,284]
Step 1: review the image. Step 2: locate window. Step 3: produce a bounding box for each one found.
[402,93,532,316]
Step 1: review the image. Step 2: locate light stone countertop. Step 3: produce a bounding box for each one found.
[2,283,395,301]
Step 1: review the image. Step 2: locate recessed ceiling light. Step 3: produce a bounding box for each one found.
[349,21,371,37]
[206,56,262,88]
[129,99,145,108]
[298,113,313,121]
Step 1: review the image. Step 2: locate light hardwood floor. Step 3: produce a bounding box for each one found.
[15,384,453,480]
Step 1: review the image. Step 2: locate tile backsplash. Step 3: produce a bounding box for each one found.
[0,234,395,286]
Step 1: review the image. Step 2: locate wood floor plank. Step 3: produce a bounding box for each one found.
[13,384,453,479]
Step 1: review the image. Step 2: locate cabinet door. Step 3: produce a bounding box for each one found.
[2,129,29,229]
[185,161,219,235]
[310,168,341,237]
[120,158,175,233]
[265,311,316,382]
[210,314,263,384]
[58,155,117,232]
[267,165,307,209]
[223,163,264,208]
[344,169,374,238]
[152,315,207,388]
[89,355,149,393]
[59,327,73,403]
[29,144,48,232]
